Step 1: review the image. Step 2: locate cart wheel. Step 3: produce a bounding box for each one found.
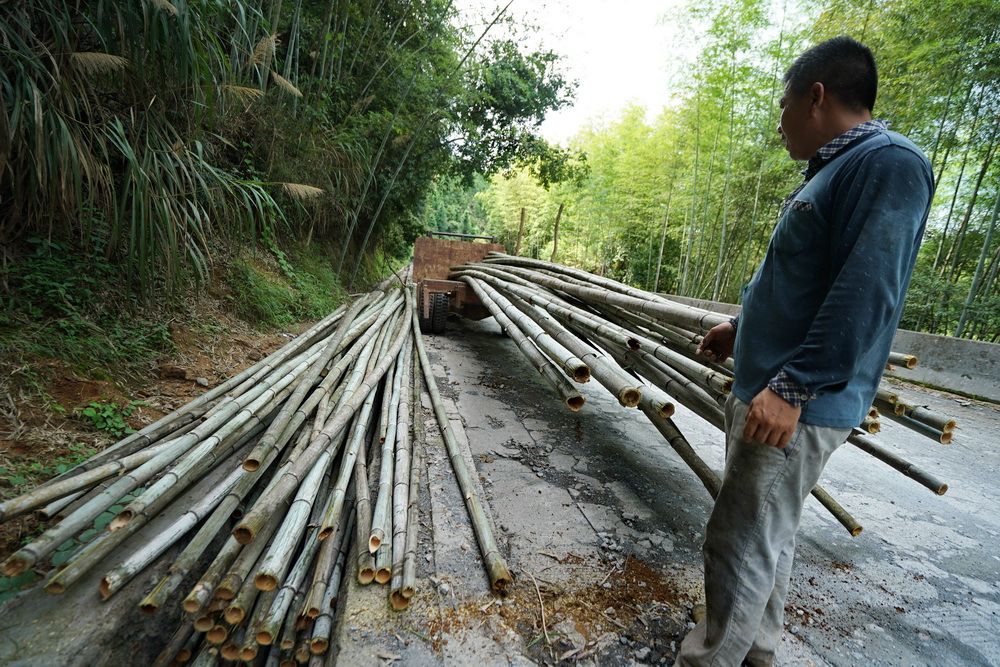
[430,292,449,334]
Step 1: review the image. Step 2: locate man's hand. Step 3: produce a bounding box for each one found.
[697,321,736,363]
[743,387,801,448]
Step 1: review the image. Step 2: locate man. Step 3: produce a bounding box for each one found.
[676,36,933,666]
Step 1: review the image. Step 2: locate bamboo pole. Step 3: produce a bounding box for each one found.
[352,432,376,585]
[395,346,424,607]
[848,432,948,495]
[243,295,374,471]
[811,486,863,536]
[461,277,585,411]
[309,510,355,655]
[369,345,404,552]
[389,339,414,591]
[5,342,324,577]
[100,459,246,600]
[480,256,729,332]
[461,276,590,383]
[151,621,195,667]
[887,352,918,369]
[514,207,526,255]
[412,289,513,592]
[464,276,640,407]
[236,293,411,546]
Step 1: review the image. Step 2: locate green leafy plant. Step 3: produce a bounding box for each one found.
[77,401,145,438]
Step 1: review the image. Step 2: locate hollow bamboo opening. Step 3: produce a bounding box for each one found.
[223,606,245,624]
[240,645,258,661]
[310,638,329,655]
[241,458,261,472]
[182,598,202,614]
[254,573,278,591]
[619,387,642,407]
[390,590,410,610]
[206,625,228,644]
[193,615,215,632]
[43,580,64,594]
[220,643,240,661]
[374,567,391,585]
[358,565,376,585]
[256,630,274,646]
[233,526,254,544]
[98,578,113,600]
[572,366,591,383]
[565,396,585,412]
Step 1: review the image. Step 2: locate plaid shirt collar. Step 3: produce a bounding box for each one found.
[802,119,888,180]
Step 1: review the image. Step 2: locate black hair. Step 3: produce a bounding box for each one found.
[784,36,878,112]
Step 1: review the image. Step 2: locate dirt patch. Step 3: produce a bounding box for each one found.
[426,555,693,664]
[0,292,309,559]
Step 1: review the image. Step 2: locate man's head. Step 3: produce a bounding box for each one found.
[778,36,878,160]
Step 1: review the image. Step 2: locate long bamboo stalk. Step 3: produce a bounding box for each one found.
[398,347,425,603]
[369,345,403,552]
[309,510,355,655]
[461,277,585,411]
[235,293,412,546]
[848,432,948,495]
[411,289,512,592]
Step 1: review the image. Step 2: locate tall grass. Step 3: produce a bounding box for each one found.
[0,1,322,292]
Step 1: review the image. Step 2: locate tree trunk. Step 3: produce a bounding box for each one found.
[681,92,701,295]
[946,129,998,281]
[514,207,526,256]
[654,188,673,293]
[550,202,564,262]
[955,189,1000,337]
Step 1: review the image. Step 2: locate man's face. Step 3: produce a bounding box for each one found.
[777,85,816,161]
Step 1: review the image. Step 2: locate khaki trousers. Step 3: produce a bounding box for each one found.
[676,394,850,667]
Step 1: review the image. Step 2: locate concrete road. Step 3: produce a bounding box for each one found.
[334,315,1000,666]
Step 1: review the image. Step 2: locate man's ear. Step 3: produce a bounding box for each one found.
[809,82,825,115]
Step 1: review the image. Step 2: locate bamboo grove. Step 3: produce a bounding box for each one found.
[470,0,1000,341]
[0,286,511,664]
[0,0,573,294]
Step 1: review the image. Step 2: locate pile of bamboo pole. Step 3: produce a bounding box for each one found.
[450,252,955,535]
[0,285,510,666]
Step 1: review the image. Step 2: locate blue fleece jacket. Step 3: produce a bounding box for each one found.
[732,130,933,428]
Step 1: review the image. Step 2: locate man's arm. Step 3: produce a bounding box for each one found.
[744,145,932,446]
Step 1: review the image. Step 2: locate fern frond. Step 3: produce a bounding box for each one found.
[70,52,128,76]
[270,71,302,98]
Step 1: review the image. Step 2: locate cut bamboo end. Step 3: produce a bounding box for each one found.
[139,601,158,615]
[655,401,675,418]
[254,573,278,592]
[223,606,245,624]
[256,631,274,646]
[232,525,254,545]
[565,395,585,412]
[310,638,330,655]
[242,458,262,472]
[936,484,949,496]
[402,584,416,599]
[176,648,192,662]
[618,387,642,408]
[390,590,410,610]
[358,564,376,585]
[374,567,392,585]
[2,553,31,577]
[368,532,383,554]
[240,645,258,662]
[182,597,202,614]
[940,431,954,445]
[626,336,641,350]
[108,511,133,531]
[572,366,591,383]
[98,577,113,600]
[206,625,228,644]
[295,643,310,662]
[193,615,215,632]
[44,580,65,595]
[220,643,240,661]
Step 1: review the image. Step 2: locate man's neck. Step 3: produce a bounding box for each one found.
[817,112,873,148]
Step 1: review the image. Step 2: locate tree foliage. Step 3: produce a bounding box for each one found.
[474,0,1000,340]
